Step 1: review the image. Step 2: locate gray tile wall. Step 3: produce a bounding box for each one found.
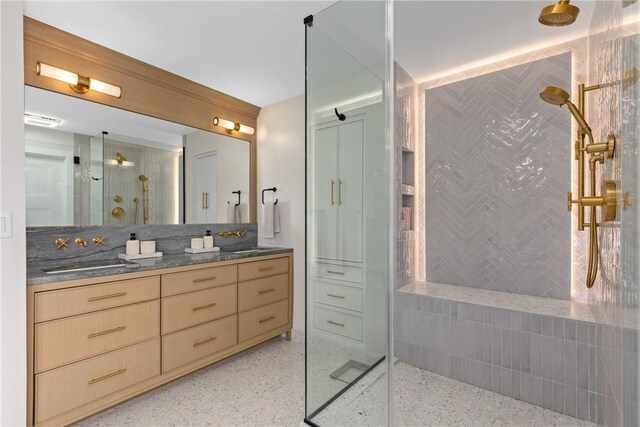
[395,290,608,423]
[424,53,572,299]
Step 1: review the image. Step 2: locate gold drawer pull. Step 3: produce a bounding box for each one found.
[89,368,127,385]
[193,276,217,284]
[258,266,275,272]
[327,320,345,327]
[259,288,276,294]
[326,271,345,275]
[193,336,217,347]
[88,325,127,338]
[327,293,345,299]
[87,292,127,302]
[193,302,217,312]
[259,315,276,323]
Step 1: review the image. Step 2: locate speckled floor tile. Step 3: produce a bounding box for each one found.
[74,331,594,427]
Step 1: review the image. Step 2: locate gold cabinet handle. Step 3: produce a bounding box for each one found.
[88,325,126,339]
[326,270,345,275]
[88,368,127,385]
[331,180,335,206]
[327,320,345,327]
[259,315,276,324]
[338,179,343,205]
[88,292,127,302]
[193,336,217,347]
[327,293,345,299]
[258,266,275,272]
[193,276,217,284]
[193,302,217,312]
[259,288,276,294]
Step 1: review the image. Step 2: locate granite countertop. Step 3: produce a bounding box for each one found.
[27,247,293,286]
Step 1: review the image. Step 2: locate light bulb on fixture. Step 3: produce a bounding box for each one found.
[36,62,122,98]
[213,116,255,136]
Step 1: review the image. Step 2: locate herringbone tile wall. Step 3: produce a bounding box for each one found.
[424,53,572,300]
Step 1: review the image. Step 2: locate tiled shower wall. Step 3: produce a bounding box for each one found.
[588,0,640,425]
[424,54,572,299]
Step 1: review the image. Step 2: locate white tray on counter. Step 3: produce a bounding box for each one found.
[185,247,220,254]
[118,252,163,261]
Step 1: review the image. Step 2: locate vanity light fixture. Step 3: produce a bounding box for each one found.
[36,62,122,98]
[213,116,255,135]
[24,113,61,128]
[105,152,135,167]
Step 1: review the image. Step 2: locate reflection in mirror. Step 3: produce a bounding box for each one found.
[24,86,252,226]
[184,131,250,224]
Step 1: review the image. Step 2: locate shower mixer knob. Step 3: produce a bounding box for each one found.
[567,192,579,212]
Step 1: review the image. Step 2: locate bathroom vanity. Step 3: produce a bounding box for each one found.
[26,249,293,426]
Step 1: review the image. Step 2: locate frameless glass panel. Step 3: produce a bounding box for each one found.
[305,1,389,425]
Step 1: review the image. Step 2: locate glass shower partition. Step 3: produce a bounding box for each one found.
[305,1,393,425]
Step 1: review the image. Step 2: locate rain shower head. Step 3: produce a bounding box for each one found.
[539,0,580,27]
[540,85,592,138]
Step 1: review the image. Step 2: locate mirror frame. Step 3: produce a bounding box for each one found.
[23,16,260,223]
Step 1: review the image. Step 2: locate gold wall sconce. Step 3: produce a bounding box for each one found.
[213,116,255,136]
[36,62,122,98]
[105,152,135,167]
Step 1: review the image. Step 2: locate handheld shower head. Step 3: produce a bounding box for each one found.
[539,0,580,27]
[138,174,148,182]
[540,85,593,141]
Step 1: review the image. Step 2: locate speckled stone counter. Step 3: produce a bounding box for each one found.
[27,247,292,286]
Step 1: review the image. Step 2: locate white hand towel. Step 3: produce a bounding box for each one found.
[262,201,280,238]
[235,203,241,223]
[227,203,235,223]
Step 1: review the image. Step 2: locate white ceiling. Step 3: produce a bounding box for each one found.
[394,1,595,83]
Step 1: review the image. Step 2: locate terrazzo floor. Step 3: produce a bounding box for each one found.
[74,333,594,427]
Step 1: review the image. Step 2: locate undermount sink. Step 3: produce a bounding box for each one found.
[42,260,133,274]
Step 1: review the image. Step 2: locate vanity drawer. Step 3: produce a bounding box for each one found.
[314,305,363,341]
[162,265,237,297]
[238,273,289,312]
[238,299,289,342]
[34,276,160,323]
[162,315,237,373]
[314,281,363,312]
[35,300,159,373]
[35,338,160,424]
[238,257,289,282]
[162,284,237,334]
[315,263,363,285]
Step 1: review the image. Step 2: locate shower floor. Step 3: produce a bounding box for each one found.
[313,359,595,426]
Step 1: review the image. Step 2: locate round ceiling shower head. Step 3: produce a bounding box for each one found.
[539,1,580,27]
[539,86,570,106]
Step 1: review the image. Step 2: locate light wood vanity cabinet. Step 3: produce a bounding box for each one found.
[27,253,293,426]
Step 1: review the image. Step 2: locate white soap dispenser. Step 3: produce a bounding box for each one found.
[203,230,214,249]
[126,233,140,255]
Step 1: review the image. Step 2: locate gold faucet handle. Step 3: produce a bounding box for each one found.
[55,238,69,249]
[567,192,579,212]
[92,236,106,246]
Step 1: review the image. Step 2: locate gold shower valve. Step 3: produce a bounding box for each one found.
[584,135,615,159]
[580,180,618,222]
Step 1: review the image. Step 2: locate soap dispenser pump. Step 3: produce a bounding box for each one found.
[126,233,140,255]
[203,230,214,249]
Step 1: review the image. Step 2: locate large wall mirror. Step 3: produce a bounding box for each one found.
[23,17,257,227]
[25,86,251,226]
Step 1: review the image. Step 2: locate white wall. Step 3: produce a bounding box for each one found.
[184,130,250,223]
[0,1,26,424]
[257,95,305,331]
